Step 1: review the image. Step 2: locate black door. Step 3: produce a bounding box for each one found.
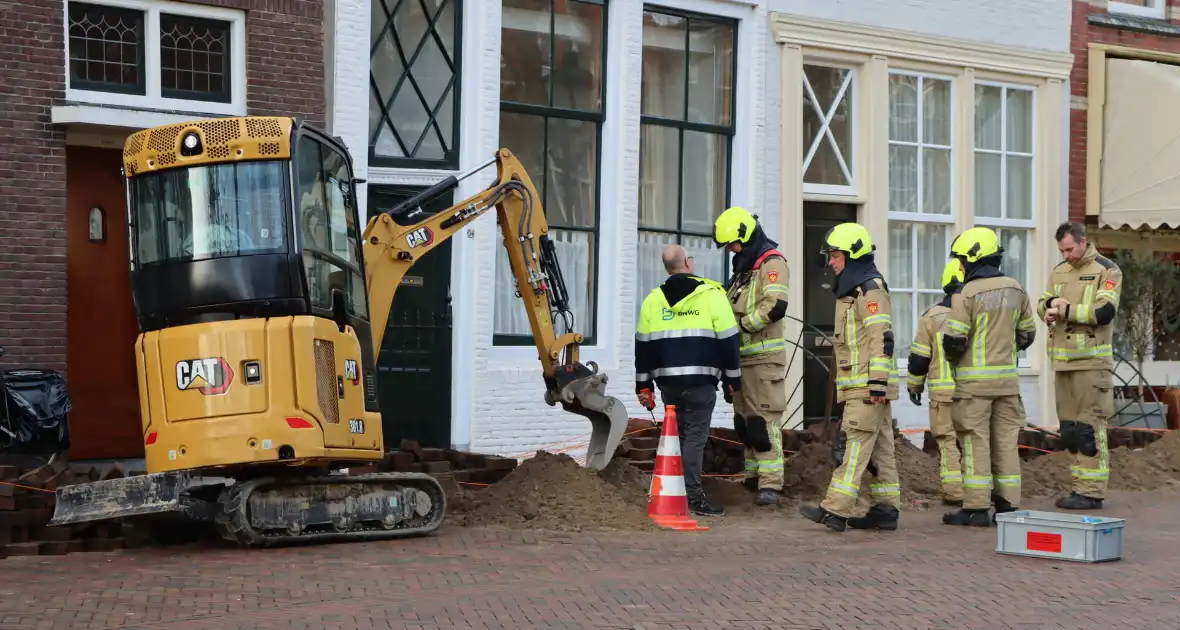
[368,185,453,450]
[801,202,859,429]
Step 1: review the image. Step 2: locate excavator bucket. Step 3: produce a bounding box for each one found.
[553,364,629,470]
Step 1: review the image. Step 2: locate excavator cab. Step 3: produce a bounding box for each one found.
[48,116,628,546]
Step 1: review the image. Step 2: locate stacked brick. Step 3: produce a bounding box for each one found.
[0,459,125,559]
[347,440,520,486]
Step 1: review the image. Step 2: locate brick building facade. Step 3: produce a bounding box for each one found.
[0,0,325,459]
[1067,0,1180,383]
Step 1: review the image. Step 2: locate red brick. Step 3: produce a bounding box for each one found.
[420,461,450,474]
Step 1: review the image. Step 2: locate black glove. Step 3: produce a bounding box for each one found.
[909,390,922,406]
[723,384,734,404]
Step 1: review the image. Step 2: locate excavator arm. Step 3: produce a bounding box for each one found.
[359,149,627,470]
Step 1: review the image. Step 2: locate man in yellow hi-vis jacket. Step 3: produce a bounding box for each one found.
[1037,221,1122,510]
[907,259,966,506]
[939,227,1037,527]
[797,222,902,533]
[713,206,791,506]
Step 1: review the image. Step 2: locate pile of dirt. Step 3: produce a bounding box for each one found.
[783,442,834,501]
[449,451,658,533]
[1022,429,1180,497]
[895,434,944,502]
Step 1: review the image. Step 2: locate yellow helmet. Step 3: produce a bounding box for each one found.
[822,222,875,259]
[950,227,1002,263]
[941,258,965,290]
[713,206,758,247]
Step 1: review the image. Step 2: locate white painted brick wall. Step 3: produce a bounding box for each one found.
[329,0,1071,457]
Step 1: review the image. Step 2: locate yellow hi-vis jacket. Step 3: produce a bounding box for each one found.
[1036,243,1122,372]
[635,274,742,394]
[907,301,956,402]
[725,250,790,365]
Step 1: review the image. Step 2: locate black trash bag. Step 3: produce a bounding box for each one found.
[1,369,72,456]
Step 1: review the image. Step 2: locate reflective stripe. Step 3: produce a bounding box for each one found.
[658,435,681,456]
[910,342,932,357]
[1017,316,1037,332]
[755,460,785,472]
[957,365,1018,380]
[828,440,862,497]
[870,483,900,498]
[964,476,994,489]
[994,475,1021,487]
[869,358,893,371]
[1050,344,1113,361]
[653,474,686,497]
[649,366,722,378]
[764,283,789,294]
[864,313,891,327]
[636,328,717,342]
[740,339,786,357]
[907,373,925,387]
[972,312,989,368]
[636,372,651,382]
[945,319,969,334]
[724,368,741,378]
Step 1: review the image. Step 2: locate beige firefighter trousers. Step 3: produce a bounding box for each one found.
[820,399,900,518]
[930,400,964,503]
[733,363,787,490]
[1054,369,1113,499]
[952,393,1024,510]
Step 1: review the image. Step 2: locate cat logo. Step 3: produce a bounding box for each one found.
[344,359,359,385]
[176,357,234,396]
[406,226,434,249]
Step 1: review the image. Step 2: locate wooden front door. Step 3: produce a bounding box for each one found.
[65,146,143,460]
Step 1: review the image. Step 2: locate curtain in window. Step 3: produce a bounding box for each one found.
[493,228,593,336]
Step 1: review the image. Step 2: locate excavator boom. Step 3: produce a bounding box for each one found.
[361,150,627,469]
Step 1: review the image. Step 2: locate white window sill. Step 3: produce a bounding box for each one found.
[51,104,218,130]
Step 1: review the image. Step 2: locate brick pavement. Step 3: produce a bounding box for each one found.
[1,488,1179,630]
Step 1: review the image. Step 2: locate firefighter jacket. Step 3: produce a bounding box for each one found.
[725,251,790,366]
[907,300,956,402]
[833,276,899,402]
[635,273,742,394]
[940,268,1037,397]
[1036,243,1122,372]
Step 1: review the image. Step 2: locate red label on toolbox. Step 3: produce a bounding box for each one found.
[1026,531,1063,553]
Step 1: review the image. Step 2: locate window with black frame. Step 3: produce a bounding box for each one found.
[636,7,736,322]
[296,136,368,319]
[494,0,606,346]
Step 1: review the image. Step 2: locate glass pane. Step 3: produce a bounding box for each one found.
[501,0,551,105]
[1006,155,1033,220]
[922,147,951,215]
[681,131,727,235]
[682,234,725,283]
[888,221,914,288]
[321,148,361,267]
[686,18,734,126]
[803,65,853,187]
[974,85,1002,151]
[406,0,454,159]
[923,78,952,146]
[545,117,597,229]
[974,151,1002,218]
[635,230,678,322]
[997,228,1029,287]
[804,138,849,186]
[894,291,914,359]
[888,74,918,143]
[551,0,604,112]
[641,10,687,119]
[498,111,546,205]
[1006,88,1034,154]
[495,228,596,339]
[916,223,950,290]
[638,124,679,230]
[132,161,288,266]
[889,145,917,213]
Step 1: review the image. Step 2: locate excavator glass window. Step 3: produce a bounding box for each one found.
[294,134,369,320]
[131,160,289,266]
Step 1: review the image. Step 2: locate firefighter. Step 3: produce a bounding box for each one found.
[635,244,742,517]
[907,258,966,506]
[939,227,1038,527]
[713,206,791,506]
[797,222,902,533]
[1037,222,1122,510]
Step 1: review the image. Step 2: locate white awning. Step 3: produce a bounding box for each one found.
[1099,58,1180,230]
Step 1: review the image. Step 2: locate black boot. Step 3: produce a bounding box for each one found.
[754,488,781,506]
[1055,492,1103,510]
[991,495,1018,524]
[846,504,899,531]
[798,503,847,532]
[688,494,725,516]
[942,508,992,527]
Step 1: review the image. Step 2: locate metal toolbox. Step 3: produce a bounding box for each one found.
[994,510,1125,563]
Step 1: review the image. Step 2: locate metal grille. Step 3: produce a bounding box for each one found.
[123,132,144,158]
[314,339,340,424]
[258,142,281,156]
[246,118,283,138]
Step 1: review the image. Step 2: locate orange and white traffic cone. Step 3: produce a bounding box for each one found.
[646,404,708,532]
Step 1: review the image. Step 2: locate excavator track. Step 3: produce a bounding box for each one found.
[213,472,446,548]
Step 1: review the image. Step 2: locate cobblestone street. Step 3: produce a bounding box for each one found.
[1,488,1178,630]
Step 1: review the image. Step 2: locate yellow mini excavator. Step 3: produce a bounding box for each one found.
[48,116,628,547]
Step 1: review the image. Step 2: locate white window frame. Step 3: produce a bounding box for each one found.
[886,70,957,367]
[62,0,247,116]
[1107,0,1167,20]
[802,63,858,197]
[972,80,1038,368]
